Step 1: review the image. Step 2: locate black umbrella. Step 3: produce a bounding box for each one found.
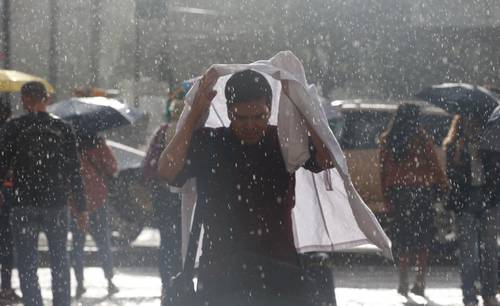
[415,83,499,120]
[480,105,500,152]
[47,97,145,134]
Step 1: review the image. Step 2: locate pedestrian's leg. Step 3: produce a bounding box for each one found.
[0,213,13,290]
[0,264,11,291]
[479,207,498,301]
[414,247,429,291]
[70,217,86,296]
[301,253,337,306]
[162,203,182,282]
[456,212,480,305]
[44,207,71,306]
[167,200,182,278]
[398,252,410,295]
[11,207,43,306]
[89,206,118,294]
[155,188,180,291]
[158,219,169,299]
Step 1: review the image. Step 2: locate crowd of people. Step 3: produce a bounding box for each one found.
[0,69,497,306]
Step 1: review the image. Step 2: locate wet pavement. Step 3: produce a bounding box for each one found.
[16,228,499,305]
[4,265,485,306]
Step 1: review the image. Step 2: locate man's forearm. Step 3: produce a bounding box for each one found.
[308,124,335,169]
[157,111,199,183]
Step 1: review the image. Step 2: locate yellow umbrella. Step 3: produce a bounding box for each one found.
[0,69,55,93]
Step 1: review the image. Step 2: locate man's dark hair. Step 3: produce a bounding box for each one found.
[225,70,272,108]
[21,81,48,101]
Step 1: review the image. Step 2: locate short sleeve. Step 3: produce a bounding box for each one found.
[170,128,213,187]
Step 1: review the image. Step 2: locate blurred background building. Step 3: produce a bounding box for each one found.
[1,0,499,135]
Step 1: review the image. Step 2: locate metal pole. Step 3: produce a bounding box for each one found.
[2,0,11,106]
[90,0,101,87]
[133,1,140,107]
[159,8,174,89]
[2,0,10,69]
[48,0,58,100]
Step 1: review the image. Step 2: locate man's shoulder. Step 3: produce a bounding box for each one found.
[3,116,27,134]
[19,113,74,137]
[45,114,75,137]
[46,113,72,127]
[5,115,25,126]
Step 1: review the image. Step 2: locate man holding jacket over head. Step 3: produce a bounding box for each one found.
[158,69,334,306]
[0,81,88,306]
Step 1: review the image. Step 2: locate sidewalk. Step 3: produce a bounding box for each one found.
[5,265,470,306]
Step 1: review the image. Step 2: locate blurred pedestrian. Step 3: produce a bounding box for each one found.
[0,96,22,303]
[142,82,189,298]
[0,81,88,306]
[444,114,499,306]
[70,133,119,299]
[380,103,448,297]
[158,69,334,305]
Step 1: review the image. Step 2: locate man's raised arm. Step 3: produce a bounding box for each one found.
[157,68,218,183]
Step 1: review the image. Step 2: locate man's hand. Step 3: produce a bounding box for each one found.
[190,67,218,120]
[75,211,89,232]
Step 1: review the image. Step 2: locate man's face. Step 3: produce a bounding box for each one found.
[228,97,270,145]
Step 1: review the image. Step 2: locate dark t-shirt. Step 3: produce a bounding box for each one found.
[173,125,321,270]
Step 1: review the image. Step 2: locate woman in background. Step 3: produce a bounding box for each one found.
[380,104,448,297]
[143,81,191,299]
[71,134,119,299]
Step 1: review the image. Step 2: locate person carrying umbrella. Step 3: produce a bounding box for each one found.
[158,69,334,305]
[418,83,499,306]
[380,103,448,297]
[70,132,119,299]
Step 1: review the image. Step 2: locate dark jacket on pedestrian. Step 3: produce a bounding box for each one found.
[0,112,86,211]
[481,149,500,206]
[444,117,499,213]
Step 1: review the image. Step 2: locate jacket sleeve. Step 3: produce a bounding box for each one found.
[379,138,390,197]
[65,128,87,212]
[445,143,464,211]
[482,150,500,206]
